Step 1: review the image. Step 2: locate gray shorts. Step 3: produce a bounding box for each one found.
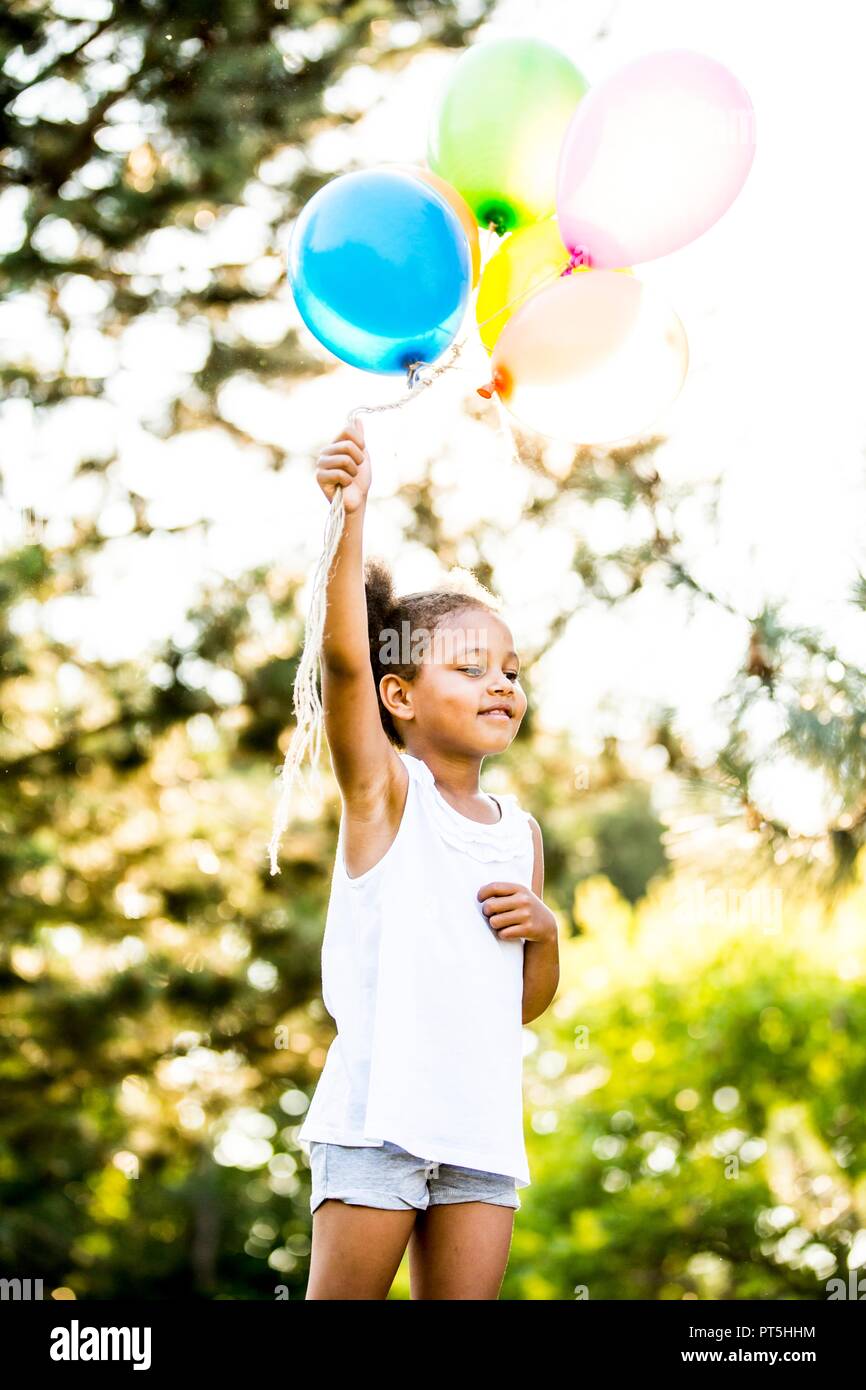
[309,1139,521,1215]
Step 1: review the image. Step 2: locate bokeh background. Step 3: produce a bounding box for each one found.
[2,0,866,1300]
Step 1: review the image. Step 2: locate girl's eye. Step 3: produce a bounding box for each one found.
[459,667,520,681]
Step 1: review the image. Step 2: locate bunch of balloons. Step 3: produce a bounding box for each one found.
[287,38,756,445]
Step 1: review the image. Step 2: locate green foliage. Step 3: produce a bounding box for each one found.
[507,918,866,1301]
[591,784,668,906]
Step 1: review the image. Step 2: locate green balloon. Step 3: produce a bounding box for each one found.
[428,38,589,237]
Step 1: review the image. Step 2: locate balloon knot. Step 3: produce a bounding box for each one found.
[406,361,427,389]
[561,245,591,276]
[476,381,496,399]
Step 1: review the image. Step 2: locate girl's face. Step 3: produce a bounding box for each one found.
[385,607,528,755]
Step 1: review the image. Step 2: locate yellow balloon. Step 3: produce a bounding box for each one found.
[476,219,632,353]
[477,220,568,353]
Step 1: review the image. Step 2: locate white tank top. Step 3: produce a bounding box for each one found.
[296,750,535,1187]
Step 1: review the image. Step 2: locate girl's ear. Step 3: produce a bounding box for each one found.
[380,673,414,726]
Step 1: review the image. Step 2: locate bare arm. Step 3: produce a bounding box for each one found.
[522,816,560,1025]
[315,422,404,810]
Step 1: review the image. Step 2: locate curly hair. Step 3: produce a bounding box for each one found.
[364,556,501,746]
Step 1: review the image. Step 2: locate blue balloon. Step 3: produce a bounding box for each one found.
[288,169,471,375]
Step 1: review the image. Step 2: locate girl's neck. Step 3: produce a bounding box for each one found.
[407,746,482,796]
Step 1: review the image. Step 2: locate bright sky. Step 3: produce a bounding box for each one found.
[1,0,864,835]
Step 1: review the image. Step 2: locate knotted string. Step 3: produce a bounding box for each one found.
[267,236,583,874]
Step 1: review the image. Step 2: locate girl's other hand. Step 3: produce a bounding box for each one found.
[315,420,371,513]
[477,882,558,943]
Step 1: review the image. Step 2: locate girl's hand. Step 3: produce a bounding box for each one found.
[477,882,557,943]
[315,420,371,513]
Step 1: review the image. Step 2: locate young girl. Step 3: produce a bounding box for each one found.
[297,419,559,1300]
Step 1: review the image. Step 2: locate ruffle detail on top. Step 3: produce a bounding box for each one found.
[400,752,532,864]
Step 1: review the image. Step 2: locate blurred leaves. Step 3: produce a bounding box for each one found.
[506,872,866,1301]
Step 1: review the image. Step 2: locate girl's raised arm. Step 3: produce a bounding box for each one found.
[316,422,405,811]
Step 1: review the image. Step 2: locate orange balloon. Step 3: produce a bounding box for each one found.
[389,163,481,288]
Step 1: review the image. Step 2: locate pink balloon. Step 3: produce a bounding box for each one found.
[556,49,756,267]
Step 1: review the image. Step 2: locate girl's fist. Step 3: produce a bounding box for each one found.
[315,420,371,513]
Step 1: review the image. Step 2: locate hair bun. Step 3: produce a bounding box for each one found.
[364,556,396,645]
